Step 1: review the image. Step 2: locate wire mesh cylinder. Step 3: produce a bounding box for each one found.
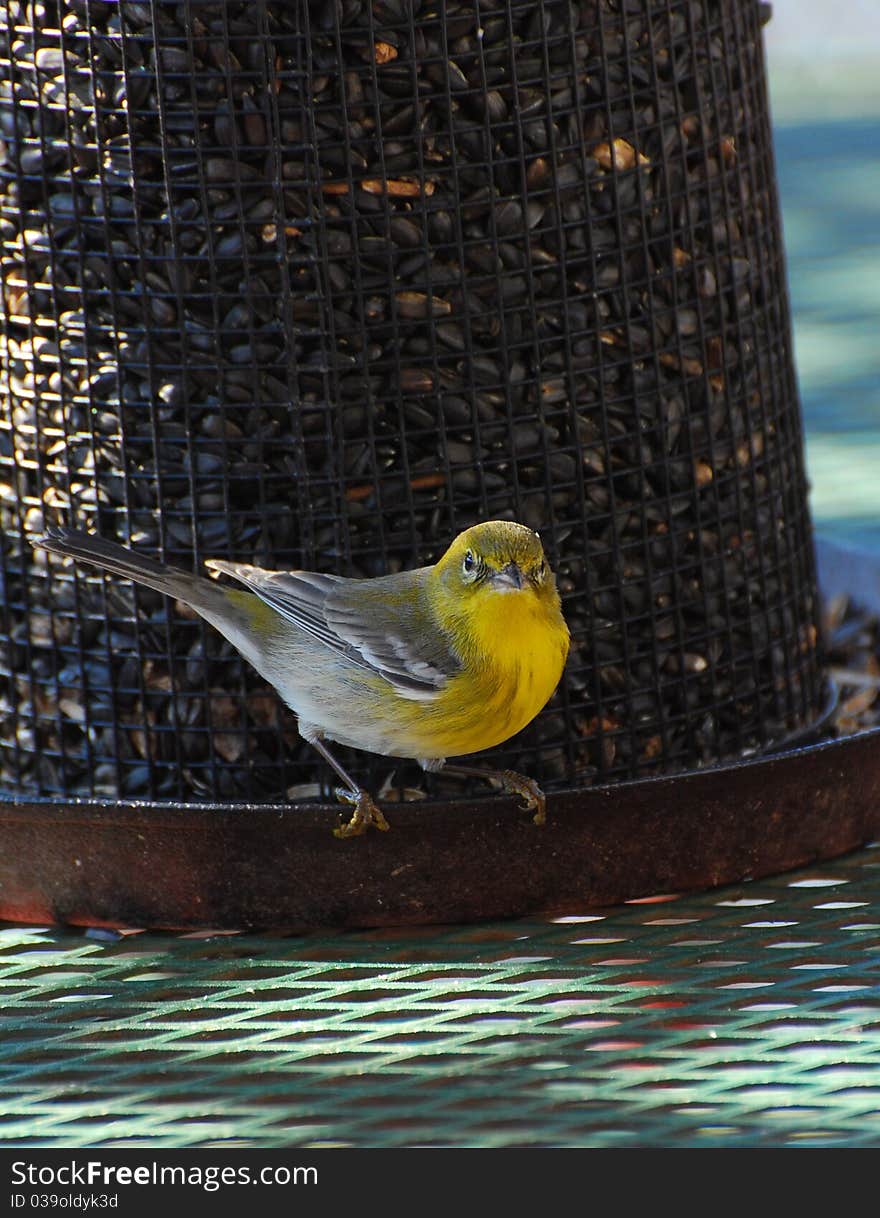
[0,0,824,805]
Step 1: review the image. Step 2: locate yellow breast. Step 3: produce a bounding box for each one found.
[403,587,570,759]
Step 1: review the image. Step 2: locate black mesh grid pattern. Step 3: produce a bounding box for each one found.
[0,0,823,804]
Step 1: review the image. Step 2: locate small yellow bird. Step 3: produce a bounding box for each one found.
[35,521,570,837]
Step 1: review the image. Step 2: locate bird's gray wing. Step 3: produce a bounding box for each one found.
[322,575,458,698]
[206,562,456,699]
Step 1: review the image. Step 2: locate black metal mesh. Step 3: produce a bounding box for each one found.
[0,0,824,805]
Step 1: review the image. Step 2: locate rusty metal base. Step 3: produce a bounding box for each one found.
[1,725,879,929]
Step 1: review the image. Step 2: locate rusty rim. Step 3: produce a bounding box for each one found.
[1,723,878,930]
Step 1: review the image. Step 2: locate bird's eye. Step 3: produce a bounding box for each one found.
[462,550,475,575]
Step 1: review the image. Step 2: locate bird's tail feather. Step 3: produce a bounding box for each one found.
[34,527,229,617]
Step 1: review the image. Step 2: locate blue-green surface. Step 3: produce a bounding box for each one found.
[776,119,880,552]
[2,847,879,1148]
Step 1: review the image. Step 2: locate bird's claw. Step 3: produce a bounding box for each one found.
[497,769,547,826]
[333,787,390,838]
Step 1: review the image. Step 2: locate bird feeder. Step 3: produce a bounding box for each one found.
[1,0,872,929]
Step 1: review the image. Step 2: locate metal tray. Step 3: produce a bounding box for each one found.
[1,724,878,929]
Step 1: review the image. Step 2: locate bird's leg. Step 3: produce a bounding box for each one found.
[306,735,390,838]
[433,762,547,826]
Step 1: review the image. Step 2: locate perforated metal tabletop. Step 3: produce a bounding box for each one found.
[2,840,879,1149]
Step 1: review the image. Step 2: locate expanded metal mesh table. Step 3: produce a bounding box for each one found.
[2,841,879,1149]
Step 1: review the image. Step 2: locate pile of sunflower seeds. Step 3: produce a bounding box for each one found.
[0,0,824,804]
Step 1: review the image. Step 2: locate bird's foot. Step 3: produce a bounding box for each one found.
[440,763,547,826]
[333,787,391,838]
[494,769,547,826]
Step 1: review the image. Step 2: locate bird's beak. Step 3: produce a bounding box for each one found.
[493,562,524,591]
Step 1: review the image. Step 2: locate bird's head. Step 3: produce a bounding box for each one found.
[435,520,556,603]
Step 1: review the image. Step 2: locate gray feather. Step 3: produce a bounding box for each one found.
[206,561,457,698]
